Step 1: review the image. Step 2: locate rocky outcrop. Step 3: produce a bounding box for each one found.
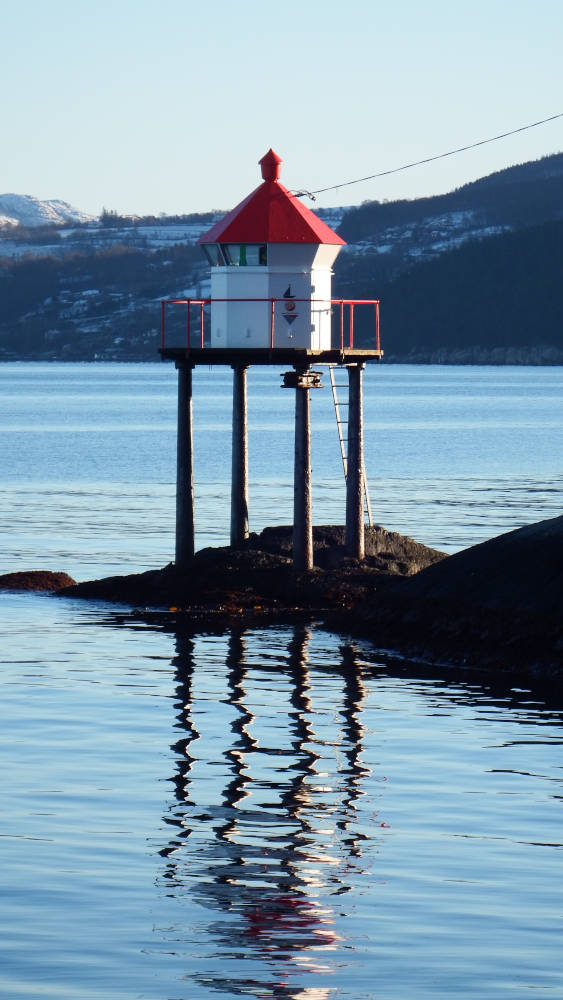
[350,515,563,683]
[57,525,445,610]
[19,516,563,686]
[0,570,76,591]
[401,514,563,616]
[247,524,445,575]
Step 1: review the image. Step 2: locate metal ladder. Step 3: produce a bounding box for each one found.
[327,364,373,526]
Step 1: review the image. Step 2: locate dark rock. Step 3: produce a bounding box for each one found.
[59,526,445,610]
[348,515,563,684]
[401,514,563,616]
[0,570,76,592]
[247,524,446,574]
[54,517,563,686]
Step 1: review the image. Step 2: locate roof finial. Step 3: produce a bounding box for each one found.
[259,149,282,182]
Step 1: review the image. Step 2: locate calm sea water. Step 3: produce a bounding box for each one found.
[1,363,562,999]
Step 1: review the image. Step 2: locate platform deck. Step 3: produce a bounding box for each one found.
[159,347,384,366]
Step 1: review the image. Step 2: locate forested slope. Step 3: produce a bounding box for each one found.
[336,219,563,363]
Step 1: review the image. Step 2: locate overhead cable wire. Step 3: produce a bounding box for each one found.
[292,112,563,200]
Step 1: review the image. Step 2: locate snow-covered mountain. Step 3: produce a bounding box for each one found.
[0,194,95,228]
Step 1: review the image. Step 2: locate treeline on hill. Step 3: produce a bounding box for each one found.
[0,243,202,358]
[99,209,220,228]
[0,225,64,244]
[0,210,220,241]
[335,219,563,361]
[338,152,563,242]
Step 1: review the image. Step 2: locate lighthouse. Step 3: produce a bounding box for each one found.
[160,150,382,571]
[199,149,345,351]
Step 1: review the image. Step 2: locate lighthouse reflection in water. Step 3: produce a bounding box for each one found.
[157,625,382,997]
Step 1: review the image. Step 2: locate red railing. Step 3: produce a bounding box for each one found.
[160,297,380,353]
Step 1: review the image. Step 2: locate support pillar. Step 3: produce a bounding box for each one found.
[230,364,249,547]
[293,372,313,572]
[175,361,195,567]
[345,363,365,560]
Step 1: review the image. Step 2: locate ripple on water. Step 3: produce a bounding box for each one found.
[2,598,562,998]
[2,364,563,998]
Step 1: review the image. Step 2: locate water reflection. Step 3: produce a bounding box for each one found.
[160,633,200,860]
[158,625,377,998]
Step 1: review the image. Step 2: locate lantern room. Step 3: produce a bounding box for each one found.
[198,149,346,350]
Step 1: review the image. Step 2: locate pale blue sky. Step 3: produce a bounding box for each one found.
[3,0,562,216]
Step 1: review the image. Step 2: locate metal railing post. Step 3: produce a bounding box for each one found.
[375,301,380,352]
[270,299,275,349]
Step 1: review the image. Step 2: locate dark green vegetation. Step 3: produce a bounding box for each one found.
[98,209,219,229]
[335,152,563,362]
[338,219,563,363]
[1,154,563,362]
[338,153,563,243]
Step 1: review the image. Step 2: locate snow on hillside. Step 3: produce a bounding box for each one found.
[0,194,95,228]
[343,209,510,261]
[0,218,224,260]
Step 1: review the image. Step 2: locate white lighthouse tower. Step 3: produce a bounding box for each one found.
[198,149,346,350]
[161,150,382,573]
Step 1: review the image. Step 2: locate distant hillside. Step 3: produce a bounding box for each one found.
[337,219,563,363]
[333,151,563,362]
[338,152,563,245]
[334,151,563,311]
[1,153,563,362]
[0,242,204,361]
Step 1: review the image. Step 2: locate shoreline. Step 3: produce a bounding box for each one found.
[3,519,562,689]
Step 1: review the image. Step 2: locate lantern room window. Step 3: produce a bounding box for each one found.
[222,244,242,265]
[220,244,267,266]
[246,244,268,266]
[201,243,268,266]
[202,244,226,267]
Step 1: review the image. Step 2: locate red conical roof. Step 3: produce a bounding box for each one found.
[198,150,345,246]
